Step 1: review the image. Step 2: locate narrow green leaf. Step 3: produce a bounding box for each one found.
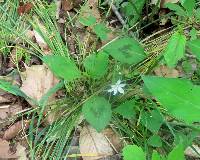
[142,76,200,123]
[83,52,109,79]
[0,79,27,98]
[147,135,162,147]
[167,144,185,160]
[39,81,64,106]
[122,145,145,160]
[141,109,164,133]
[93,23,110,40]
[187,39,200,61]
[114,99,136,119]
[165,3,187,16]
[82,96,112,132]
[79,15,96,26]
[164,32,186,67]
[101,37,146,65]
[43,55,81,81]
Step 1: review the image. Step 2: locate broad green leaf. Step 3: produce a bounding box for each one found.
[195,8,200,20]
[83,52,109,79]
[180,0,195,16]
[82,96,112,132]
[142,76,200,123]
[114,99,136,119]
[130,0,146,25]
[187,39,200,61]
[152,151,162,160]
[147,135,162,147]
[121,2,134,17]
[189,28,197,40]
[121,0,146,25]
[93,23,110,40]
[122,145,145,160]
[152,151,166,160]
[101,37,146,65]
[165,3,187,17]
[79,15,96,26]
[141,109,164,133]
[167,144,185,160]
[43,55,81,81]
[164,32,186,67]
[182,61,192,74]
[0,79,27,98]
[174,131,198,147]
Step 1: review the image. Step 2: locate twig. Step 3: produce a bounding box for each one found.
[103,0,126,26]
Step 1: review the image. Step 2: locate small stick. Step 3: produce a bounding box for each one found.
[103,0,126,26]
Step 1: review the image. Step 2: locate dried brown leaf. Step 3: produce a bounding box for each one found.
[79,125,114,160]
[61,0,74,11]
[0,138,17,159]
[20,65,60,124]
[0,90,16,104]
[0,104,22,120]
[20,65,59,103]
[17,2,33,16]
[154,65,179,78]
[56,0,62,19]
[3,120,30,140]
[103,128,123,153]
[0,96,11,103]
[0,139,28,159]
[16,143,28,160]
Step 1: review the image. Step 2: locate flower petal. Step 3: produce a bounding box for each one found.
[108,89,113,93]
[111,85,116,88]
[119,83,126,88]
[116,80,121,85]
[118,87,124,94]
[113,89,118,95]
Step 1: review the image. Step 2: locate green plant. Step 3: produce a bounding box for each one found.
[0,0,200,160]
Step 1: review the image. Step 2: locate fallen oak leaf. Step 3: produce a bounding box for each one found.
[0,139,28,159]
[15,143,28,160]
[102,128,123,153]
[0,138,17,159]
[79,125,114,160]
[3,120,30,140]
[20,65,59,104]
[20,65,61,124]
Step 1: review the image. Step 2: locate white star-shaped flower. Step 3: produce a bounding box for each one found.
[108,80,126,95]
